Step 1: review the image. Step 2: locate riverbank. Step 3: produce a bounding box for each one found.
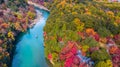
[28,1,50,12]
[28,1,49,28]
[29,11,42,28]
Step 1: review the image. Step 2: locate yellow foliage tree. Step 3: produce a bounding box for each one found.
[57,0,66,9]
[14,22,22,31]
[73,18,84,31]
[85,8,91,15]
[27,11,36,19]
[107,11,114,18]
[8,31,14,40]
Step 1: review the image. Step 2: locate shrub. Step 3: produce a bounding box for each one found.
[91,48,111,61]
[95,60,113,67]
[97,27,111,37]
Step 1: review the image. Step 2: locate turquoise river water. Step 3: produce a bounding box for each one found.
[12,7,49,67]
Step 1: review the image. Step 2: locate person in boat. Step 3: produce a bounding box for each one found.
[36,35,38,38]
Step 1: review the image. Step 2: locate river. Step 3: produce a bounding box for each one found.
[12,7,49,67]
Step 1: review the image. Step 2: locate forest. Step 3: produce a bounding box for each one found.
[0,0,120,67]
[44,0,120,67]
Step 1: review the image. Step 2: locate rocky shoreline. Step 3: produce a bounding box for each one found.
[28,1,50,12]
[29,12,42,28]
[28,1,49,28]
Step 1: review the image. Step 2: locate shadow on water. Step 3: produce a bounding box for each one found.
[9,31,27,67]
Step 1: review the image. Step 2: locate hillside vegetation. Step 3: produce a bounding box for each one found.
[44,0,120,67]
